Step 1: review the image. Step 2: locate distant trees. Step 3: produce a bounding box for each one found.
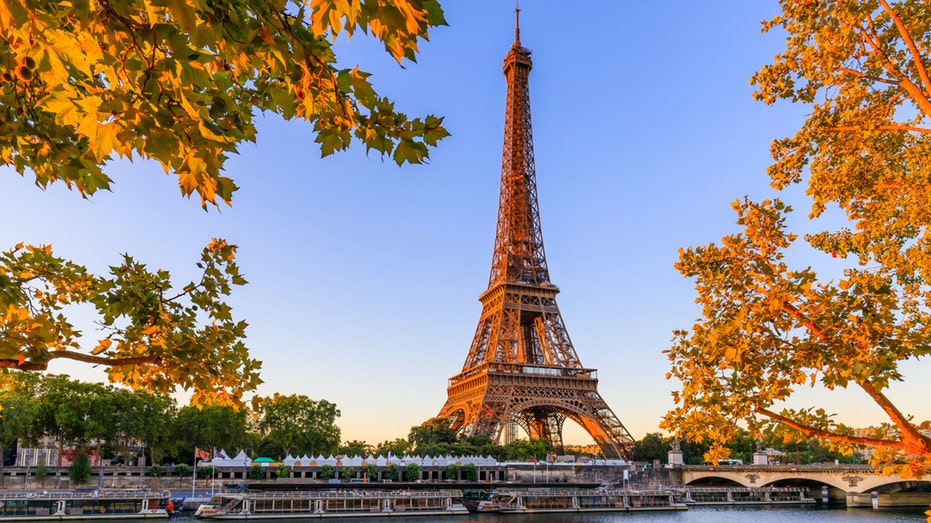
[254,394,341,458]
[0,372,176,465]
[630,433,668,464]
[374,438,411,458]
[340,440,374,457]
[172,404,252,459]
[409,417,457,451]
[629,431,856,466]
[0,373,348,466]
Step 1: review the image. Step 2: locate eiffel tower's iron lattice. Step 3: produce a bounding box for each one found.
[438,11,634,459]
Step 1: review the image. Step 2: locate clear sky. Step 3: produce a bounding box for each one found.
[2,1,928,447]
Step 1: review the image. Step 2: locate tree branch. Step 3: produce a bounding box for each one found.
[779,300,931,458]
[827,124,931,134]
[857,380,931,456]
[837,66,899,85]
[878,0,931,104]
[859,10,931,118]
[756,406,904,449]
[781,300,831,342]
[0,350,160,371]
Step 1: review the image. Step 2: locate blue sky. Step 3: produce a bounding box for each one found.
[2,1,928,446]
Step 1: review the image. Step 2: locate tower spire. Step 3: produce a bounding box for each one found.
[514,5,520,45]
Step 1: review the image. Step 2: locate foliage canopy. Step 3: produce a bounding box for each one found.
[0,239,259,406]
[663,0,931,477]
[0,0,448,208]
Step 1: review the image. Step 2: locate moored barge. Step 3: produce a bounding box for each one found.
[0,489,169,520]
[680,486,815,505]
[476,487,688,513]
[194,489,468,519]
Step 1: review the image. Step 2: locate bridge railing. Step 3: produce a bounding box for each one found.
[680,464,877,473]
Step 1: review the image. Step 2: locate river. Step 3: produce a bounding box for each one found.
[164,505,929,522]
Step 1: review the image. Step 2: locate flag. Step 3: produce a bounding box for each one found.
[195,447,209,461]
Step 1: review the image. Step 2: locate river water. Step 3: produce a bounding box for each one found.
[164,505,929,522]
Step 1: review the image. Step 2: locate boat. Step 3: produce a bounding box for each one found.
[679,486,815,505]
[0,489,169,520]
[194,489,469,519]
[475,487,688,513]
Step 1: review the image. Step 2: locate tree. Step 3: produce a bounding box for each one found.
[249,464,265,480]
[630,433,668,464]
[114,388,177,466]
[663,0,931,478]
[339,440,373,457]
[374,438,410,458]
[382,463,400,482]
[1,240,260,407]
[34,462,48,487]
[172,404,251,457]
[276,465,290,479]
[318,464,335,480]
[254,393,341,457]
[443,463,459,480]
[409,417,456,451]
[340,466,355,481]
[174,463,192,479]
[499,438,549,462]
[0,0,448,208]
[461,463,477,482]
[0,372,40,486]
[32,377,116,461]
[68,449,91,485]
[404,462,421,482]
[363,463,378,481]
[197,464,217,479]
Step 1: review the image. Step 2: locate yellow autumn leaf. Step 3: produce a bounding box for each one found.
[91,339,112,355]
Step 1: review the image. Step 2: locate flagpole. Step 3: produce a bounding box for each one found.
[211,447,216,496]
[192,452,197,498]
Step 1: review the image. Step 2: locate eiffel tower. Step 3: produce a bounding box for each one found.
[438,10,634,459]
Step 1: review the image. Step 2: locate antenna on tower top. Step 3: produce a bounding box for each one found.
[514,4,520,44]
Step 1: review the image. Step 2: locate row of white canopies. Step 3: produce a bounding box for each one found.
[202,450,498,468]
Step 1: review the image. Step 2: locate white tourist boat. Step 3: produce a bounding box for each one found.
[194,489,468,519]
[0,489,169,520]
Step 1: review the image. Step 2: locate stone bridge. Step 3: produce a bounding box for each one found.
[674,465,931,507]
